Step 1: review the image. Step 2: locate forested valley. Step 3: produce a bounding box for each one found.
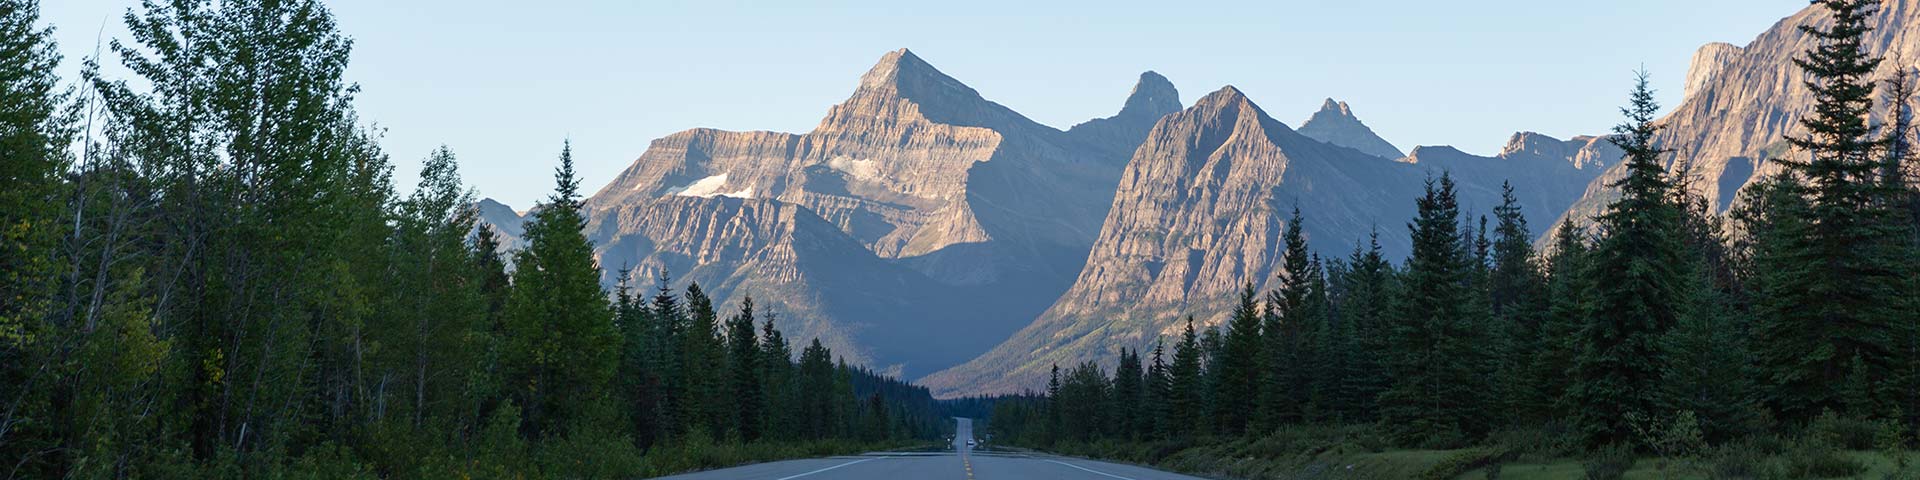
[981,1,1920,477]
[0,0,948,477]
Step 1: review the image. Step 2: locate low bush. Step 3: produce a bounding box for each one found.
[1581,443,1633,480]
[1778,432,1863,479]
[1807,409,1878,450]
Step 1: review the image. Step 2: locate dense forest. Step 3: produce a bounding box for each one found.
[0,0,946,477]
[986,1,1920,477]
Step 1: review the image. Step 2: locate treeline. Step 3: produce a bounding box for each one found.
[0,0,937,477]
[992,0,1920,458]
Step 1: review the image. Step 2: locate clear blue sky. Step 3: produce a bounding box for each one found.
[42,0,1806,209]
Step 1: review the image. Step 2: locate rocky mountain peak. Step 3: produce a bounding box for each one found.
[855,48,980,102]
[1066,71,1184,157]
[1297,97,1405,160]
[1684,42,1744,101]
[1500,131,1569,159]
[1119,71,1181,118]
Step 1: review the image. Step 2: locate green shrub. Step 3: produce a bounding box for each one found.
[1581,443,1633,480]
[1706,439,1772,480]
[1807,409,1878,450]
[1779,433,1863,478]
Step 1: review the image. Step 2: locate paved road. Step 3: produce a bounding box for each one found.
[652,418,1207,480]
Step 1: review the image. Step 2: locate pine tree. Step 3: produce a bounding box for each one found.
[1167,317,1206,439]
[1111,347,1145,440]
[1568,72,1694,446]
[725,296,765,441]
[500,142,620,438]
[1258,207,1313,430]
[797,339,836,440]
[1145,339,1172,441]
[680,283,727,437]
[1213,284,1262,435]
[758,314,795,441]
[1338,230,1395,422]
[1752,0,1913,421]
[1380,173,1486,447]
[1530,222,1591,419]
[1488,182,1547,419]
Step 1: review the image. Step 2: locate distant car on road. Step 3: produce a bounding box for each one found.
[966,439,977,447]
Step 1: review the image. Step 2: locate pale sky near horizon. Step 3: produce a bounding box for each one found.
[40,0,1808,209]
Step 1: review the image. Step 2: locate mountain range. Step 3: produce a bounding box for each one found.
[478,0,1917,397]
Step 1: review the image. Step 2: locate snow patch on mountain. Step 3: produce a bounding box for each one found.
[667,173,753,199]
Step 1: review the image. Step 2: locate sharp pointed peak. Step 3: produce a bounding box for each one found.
[859,47,954,91]
[1120,70,1181,117]
[1198,85,1252,105]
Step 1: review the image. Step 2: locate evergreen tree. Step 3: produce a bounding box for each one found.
[1380,173,1486,447]
[1338,230,1395,422]
[680,283,727,437]
[1530,222,1592,419]
[1167,317,1206,439]
[1258,207,1313,430]
[725,296,765,441]
[1752,0,1914,421]
[797,339,836,440]
[500,142,620,438]
[1488,182,1546,419]
[1145,339,1172,440]
[758,314,795,441]
[1108,348,1145,439]
[1568,72,1694,446]
[1213,284,1262,435]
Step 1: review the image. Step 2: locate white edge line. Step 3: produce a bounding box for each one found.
[1045,459,1138,480]
[773,456,887,480]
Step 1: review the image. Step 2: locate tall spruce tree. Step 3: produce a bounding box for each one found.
[1167,317,1206,439]
[500,142,619,438]
[1488,182,1547,418]
[1111,347,1145,440]
[1145,339,1172,441]
[1213,284,1262,435]
[1752,0,1913,421]
[1258,207,1313,430]
[1380,173,1486,446]
[1338,230,1395,422]
[1530,222,1592,419]
[1568,72,1694,446]
[725,296,765,441]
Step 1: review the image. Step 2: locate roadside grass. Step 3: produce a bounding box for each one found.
[1016,424,1920,480]
[638,435,937,477]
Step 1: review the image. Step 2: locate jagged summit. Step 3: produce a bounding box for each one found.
[1066,71,1184,153]
[856,48,965,93]
[1119,71,1181,117]
[1297,97,1404,160]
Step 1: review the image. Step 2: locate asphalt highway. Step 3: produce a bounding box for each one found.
[652,418,1207,480]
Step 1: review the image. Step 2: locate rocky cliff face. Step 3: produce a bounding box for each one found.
[1555,0,1920,231]
[512,49,1184,377]
[921,87,1601,396]
[1298,98,1405,160]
